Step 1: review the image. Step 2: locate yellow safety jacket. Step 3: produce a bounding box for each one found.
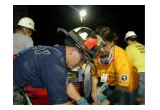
[125,41,145,72]
[93,45,139,92]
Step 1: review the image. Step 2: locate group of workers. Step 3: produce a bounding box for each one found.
[13,17,145,105]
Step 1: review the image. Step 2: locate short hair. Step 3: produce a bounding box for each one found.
[64,37,77,47]
[126,37,137,42]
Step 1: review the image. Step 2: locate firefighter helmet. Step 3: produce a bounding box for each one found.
[58,27,105,62]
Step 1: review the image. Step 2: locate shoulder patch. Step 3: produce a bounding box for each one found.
[120,74,128,82]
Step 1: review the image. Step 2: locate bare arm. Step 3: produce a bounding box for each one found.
[66,82,89,105]
[91,76,99,104]
[54,83,81,105]
[66,82,81,101]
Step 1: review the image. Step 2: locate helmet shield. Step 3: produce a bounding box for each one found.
[58,27,105,62]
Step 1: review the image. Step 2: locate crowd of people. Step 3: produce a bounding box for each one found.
[13,17,145,105]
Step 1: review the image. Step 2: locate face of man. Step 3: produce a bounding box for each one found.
[67,47,85,69]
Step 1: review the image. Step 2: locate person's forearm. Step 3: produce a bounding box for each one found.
[66,83,81,101]
[66,83,89,105]
[91,76,99,103]
[91,76,98,89]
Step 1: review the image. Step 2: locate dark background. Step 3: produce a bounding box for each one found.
[13,5,145,49]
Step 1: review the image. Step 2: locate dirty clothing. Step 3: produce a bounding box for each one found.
[13,45,69,104]
[13,33,33,55]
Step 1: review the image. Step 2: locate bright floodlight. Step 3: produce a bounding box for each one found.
[80,10,86,17]
[79,10,86,22]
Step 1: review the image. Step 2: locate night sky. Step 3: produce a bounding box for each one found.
[14,5,145,49]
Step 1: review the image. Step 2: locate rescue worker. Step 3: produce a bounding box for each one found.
[13,17,35,55]
[91,27,139,105]
[125,31,145,104]
[13,27,105,105]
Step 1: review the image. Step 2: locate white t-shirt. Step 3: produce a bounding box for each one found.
[13,33,33,55]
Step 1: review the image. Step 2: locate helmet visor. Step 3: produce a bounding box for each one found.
[58,27,105,62]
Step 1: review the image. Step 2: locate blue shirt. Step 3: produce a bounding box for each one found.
[13,45,69,104]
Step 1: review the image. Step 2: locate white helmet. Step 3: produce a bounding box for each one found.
[17,17,35,31]
[125,31,137,40]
